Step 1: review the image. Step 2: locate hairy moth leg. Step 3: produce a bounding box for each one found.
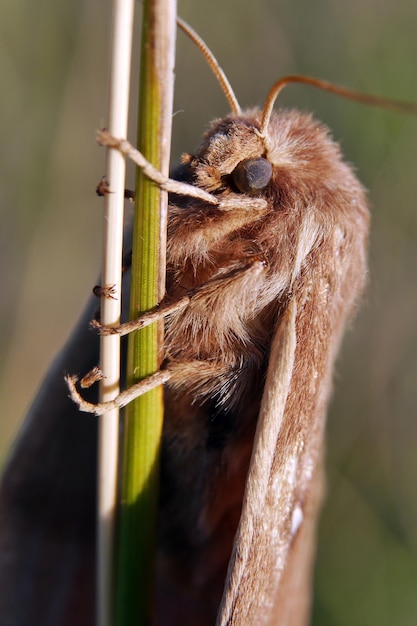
[97,129,217,205]
[90,296,190,337]
[65,370,172,416]
[98,130,268,217]
[66,259,266,414]
[91,258,265,336]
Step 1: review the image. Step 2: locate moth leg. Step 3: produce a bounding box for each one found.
[96,175,135,202]
[90,296,190,336]
[92,284,117,300]
[65,356,233,416]
[65,369,171,416]
[80,366,105,389]
[97,130,217,205]
[68,258,265,413]
[67,259,265,413]
[98,132,268,213]
[91,258,266,337]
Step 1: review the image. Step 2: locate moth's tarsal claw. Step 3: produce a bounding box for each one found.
[96,128,118,148]
[96,175,111,197]
[89,319,117,335]
[80,367,105,389]
[96,174,135,202]
[92,284,117,300]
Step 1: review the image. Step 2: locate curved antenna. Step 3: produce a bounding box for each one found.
[261,74,417,136]
[177,17,241,115]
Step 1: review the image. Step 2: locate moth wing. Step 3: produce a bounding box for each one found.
[217,298,324,626]
[0,293,100,626]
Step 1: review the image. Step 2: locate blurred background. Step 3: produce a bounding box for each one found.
[1,0,416,623]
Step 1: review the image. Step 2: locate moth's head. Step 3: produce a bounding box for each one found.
[182,107,347,204]
[183,114,273,194]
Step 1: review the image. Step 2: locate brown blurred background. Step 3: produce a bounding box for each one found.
[1,0,417,624]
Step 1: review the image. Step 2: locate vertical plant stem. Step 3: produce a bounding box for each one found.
[98,1,134,626]
[116,1,176,624]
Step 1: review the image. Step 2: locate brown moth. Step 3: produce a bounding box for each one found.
[63,21,372,626]
[3,18,413,626]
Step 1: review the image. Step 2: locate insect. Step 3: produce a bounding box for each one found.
[65,19,373,625]
[0,17,414,626]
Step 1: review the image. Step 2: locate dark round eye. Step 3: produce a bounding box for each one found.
[232,158,273,194]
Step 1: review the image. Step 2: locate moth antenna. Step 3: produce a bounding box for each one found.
[177,17,241,115]
[261,74,417,136]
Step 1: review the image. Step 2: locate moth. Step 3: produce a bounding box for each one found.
[69,21,371,623]
[2,18,411,626]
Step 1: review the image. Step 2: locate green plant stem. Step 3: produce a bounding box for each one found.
[115,0,176,624]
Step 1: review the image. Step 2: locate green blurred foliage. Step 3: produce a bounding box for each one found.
[1,0,416,623]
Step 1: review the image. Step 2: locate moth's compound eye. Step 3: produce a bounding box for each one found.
[232,157,272,194]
